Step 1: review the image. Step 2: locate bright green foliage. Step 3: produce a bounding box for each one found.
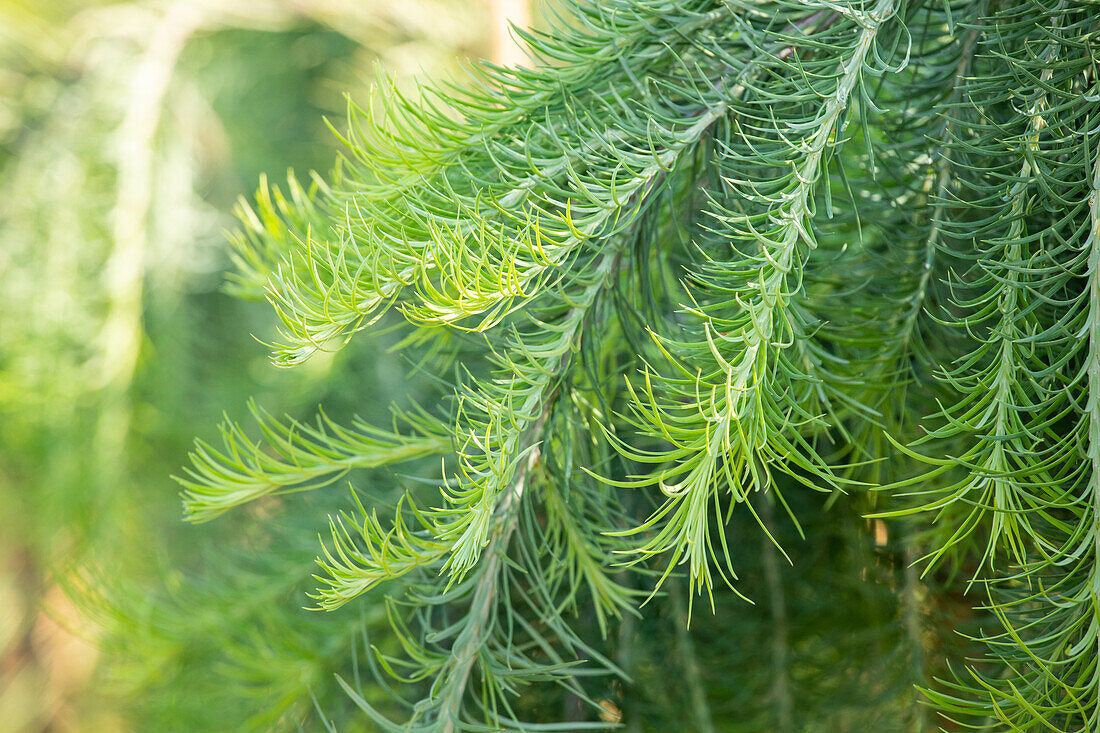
[179,0,1100,730]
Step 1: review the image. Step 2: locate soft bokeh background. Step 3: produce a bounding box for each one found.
[0,1,534,729]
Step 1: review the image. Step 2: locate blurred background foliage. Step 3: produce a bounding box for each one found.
[0,1,491,729]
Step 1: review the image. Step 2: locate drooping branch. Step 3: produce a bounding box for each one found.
[616,0,897,597]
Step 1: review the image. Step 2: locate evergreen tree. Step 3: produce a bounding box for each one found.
[176,0,1100,729]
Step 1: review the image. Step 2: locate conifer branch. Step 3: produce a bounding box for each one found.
[310,245,620,611]
[875,18,1066,571]
[250,6,749,366]
[616,0,896,597]
[179,403,449,522]
[165,1,1100,728]
[313,496,450,608]
[434,446,536,733]
[894,25,980,364]
[540,472,635,636]
[439,249,621,576]
[911,7,1100,725]
[1040,154,1100,725]
[316,278,616,726]
[1088,136,1100,716]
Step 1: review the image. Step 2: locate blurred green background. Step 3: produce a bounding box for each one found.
[0,1,518,729]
